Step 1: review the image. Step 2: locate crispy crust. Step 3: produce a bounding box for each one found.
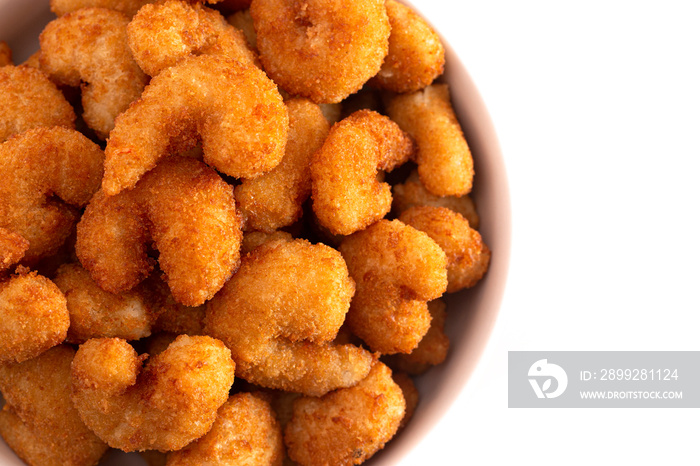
[50,0,154,17]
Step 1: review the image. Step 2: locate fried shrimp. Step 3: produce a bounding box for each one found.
[384,299,449,375]
[0,346,109,466]
[166,392,284,466]
[0,65,75,143]
[0,270,69,365]
[399,206,490,293]
[236,98,330,232]
[0,228,28,274]
[77,157,243,306]
[206,238,374,396]
[387,84,474,196]
[127,0,257,77]
[250,0,390,103]
[392,169,480,229]
[53,263,162,343]
[285,362,405,466]
[0,41,11,66]
[240,230,293,255]
[339,219,447,354]
[39,8,148,139]
[0,127,104,264]
[391,371,418,429]
[50,0,154,17]
[71,335,235,452]
[103,55,287,196]
[227,9,257,50]
[370,0,445,93]
[311,110,415,236]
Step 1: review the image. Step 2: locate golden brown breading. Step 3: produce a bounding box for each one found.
[39,8,148,139]
[391,371,419,429]
[102,55,288,196]
[387,84,474,196]
[236,98,330,232]
[0,228,28,274]
[166,392,284,465]
[53,263,163,343]
[384,299,449,375]
[399,206,490,292]
[285,362,405,466]
[0,127,103,264]
[227,9,257,50]
[392,169,480,230]
[339,219,447,354]
[250,0,390,103]
[240,230,293,255]
[311,110,414,236]
[50,0,154,17]
[0,345,109,466]
[370,0,444,93]
[151,277,206,336]
[77,157,243,306]
[128,0,258,77]
[206,238,374,396]
[0,270,69,364]
[71,335,235,452]
[0,41,12,66]
[0,65,75,142]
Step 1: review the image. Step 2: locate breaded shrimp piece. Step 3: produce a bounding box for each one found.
[399,206,490,292]
[77,157,243,306]
[0,41,12,66]
[392,169,480,229]
[387,84,474,196]
[0,345,109,466]
[0,65,75,142]
[21,51,42,69]
[370,0,444,93]
[71,335,235,452]
[384,299,449,375]
[0,127,104,264]
[236,98,330,232]
[128,0,258,77]
[311,110,415,236]
[228,9,257,50]
[0,270,69,364]
[54,263,162,343]
[391,372,419,429]
[250,0,390,103]
[285,362,405,466]
[151,276,206,335]
[51,0,154,17]
[39,8,148,139]
[167,392,284,466]
[103,55,287,196]
[240,230,293,255]
[339,219,447,354]
[0,228,28,274]
[206,238,374,396]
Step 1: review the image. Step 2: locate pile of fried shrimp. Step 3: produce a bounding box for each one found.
[0,0,491,465]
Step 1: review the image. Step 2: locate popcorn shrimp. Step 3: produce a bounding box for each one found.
[284,362,405,466]
[39,8,148,138]
[206,238,374,396]
[0,127,104,264]
[102,55,287,196]
[311,110,415,236]
[166,392,284,465]
[77,157,243,306]
[0,345,109,466]
[399,206,490,292]
[127,0,257,77]
[370,0,444,93]
[250,0,390,103]
[50,0,154,17]
[387,84,474,196]
[339,219,447,354]
[71,335,235,452]
[0,228,28,274]
[236,98,330,232]
[0,65,75,143]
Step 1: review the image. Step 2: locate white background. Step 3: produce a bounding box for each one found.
[406,1,700,465]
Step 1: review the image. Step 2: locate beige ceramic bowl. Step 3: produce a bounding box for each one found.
[0,1,510,464]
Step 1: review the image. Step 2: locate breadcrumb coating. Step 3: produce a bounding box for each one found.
[50,0,154,17]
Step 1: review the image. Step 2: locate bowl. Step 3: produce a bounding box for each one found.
[0,1,510,464]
